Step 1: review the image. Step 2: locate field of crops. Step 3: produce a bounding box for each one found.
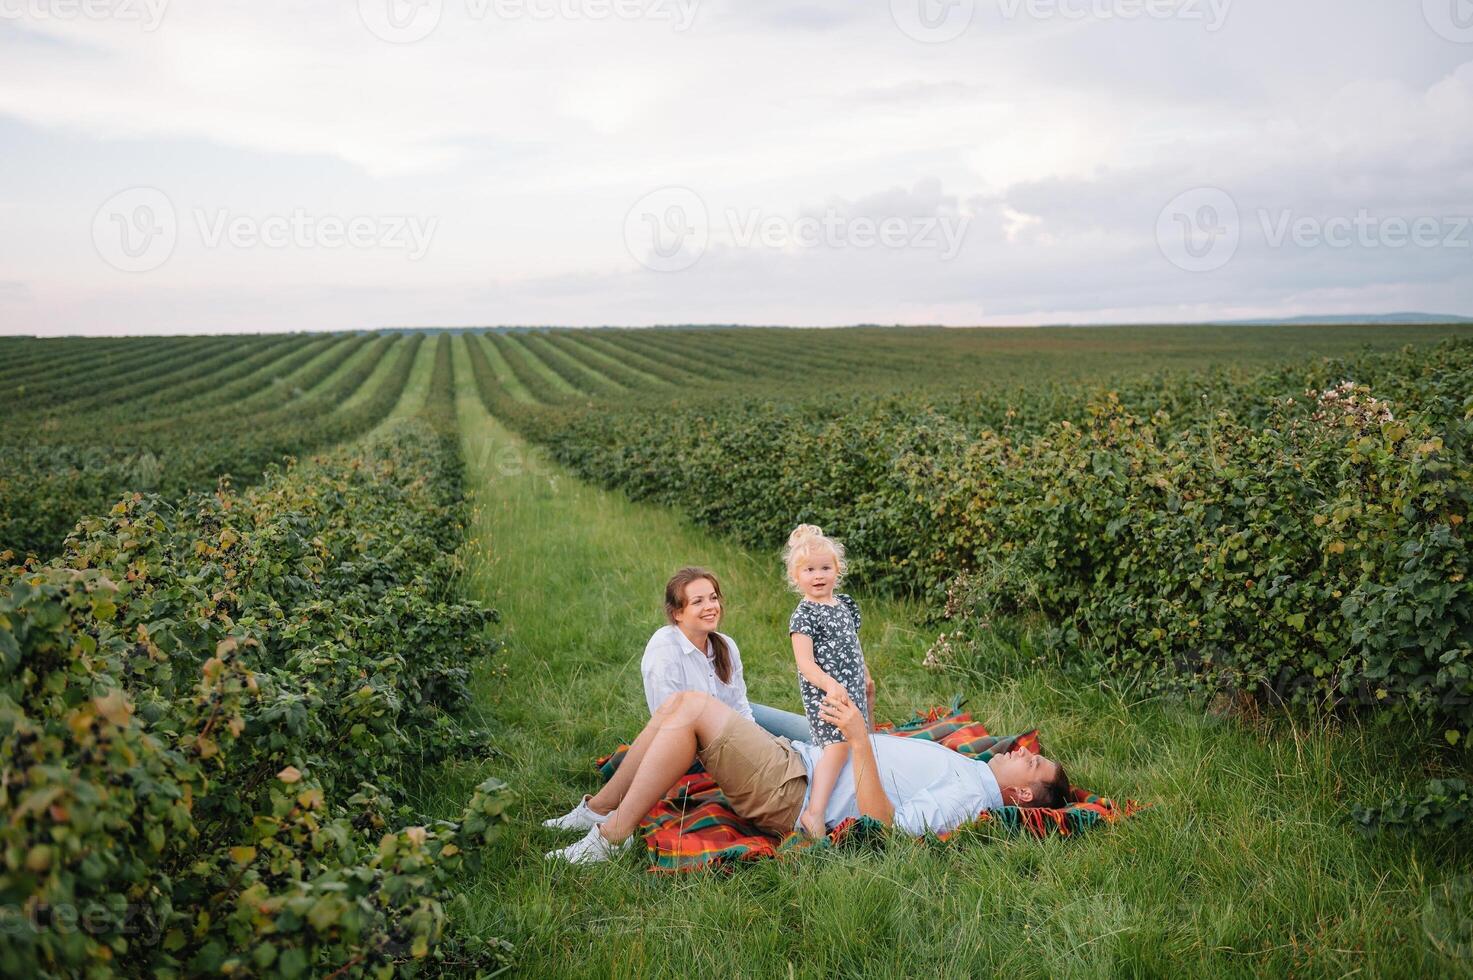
[0,332,424,561]
[2,335,518,976]
[463,325,1473,742]
[5,323,1473,976]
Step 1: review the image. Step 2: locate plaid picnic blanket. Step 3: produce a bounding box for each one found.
[593,698,1146,873]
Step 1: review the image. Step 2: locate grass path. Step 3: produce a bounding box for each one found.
[472,334,535,404]
[499,333,579,397]
[419,335,1473,978]
[373,335,437,425]
[336,335,409,414]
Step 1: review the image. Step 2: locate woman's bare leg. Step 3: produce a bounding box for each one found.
[586,694,700,814]
[594,692,733,842]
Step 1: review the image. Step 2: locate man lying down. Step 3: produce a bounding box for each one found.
[543,687,1070,863]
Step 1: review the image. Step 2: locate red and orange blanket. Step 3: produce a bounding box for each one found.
[594,699,1147,873]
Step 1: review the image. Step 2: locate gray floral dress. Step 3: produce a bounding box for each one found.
[789,593,869,746]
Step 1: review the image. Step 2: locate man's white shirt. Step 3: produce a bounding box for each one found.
[791,734,1003,836]
[641,625,755,722]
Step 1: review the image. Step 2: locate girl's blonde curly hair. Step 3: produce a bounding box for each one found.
[782,523,847,592]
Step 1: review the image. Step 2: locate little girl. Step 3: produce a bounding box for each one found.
[784,523,875,838]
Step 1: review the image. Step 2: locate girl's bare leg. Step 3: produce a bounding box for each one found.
[799,742,850,837]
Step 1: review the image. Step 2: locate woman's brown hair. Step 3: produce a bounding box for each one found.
[664,567,733,685]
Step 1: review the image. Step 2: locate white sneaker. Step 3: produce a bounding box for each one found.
[542,794,612,831]
[544,824,632,864]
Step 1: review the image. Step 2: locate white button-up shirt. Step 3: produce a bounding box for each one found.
[641,625,755,722]
[791,734,1004,836]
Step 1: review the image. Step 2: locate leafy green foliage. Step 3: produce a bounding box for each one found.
[1353,778,1473,835]
[0,408,511,977]
[478,335,1473,739]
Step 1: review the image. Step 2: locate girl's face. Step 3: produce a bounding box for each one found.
[793,549,838,601]
[673,578,722,637]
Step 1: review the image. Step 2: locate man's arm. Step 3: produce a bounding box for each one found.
[818,690,894,826]
[864,667,876,734]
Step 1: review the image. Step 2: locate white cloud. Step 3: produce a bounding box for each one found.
[0,0,1469,333]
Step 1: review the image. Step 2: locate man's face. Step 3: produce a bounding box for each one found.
[989,744,1060,803]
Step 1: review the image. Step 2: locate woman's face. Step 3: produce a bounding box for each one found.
[673,578,722,637]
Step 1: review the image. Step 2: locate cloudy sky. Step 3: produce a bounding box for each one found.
[1,0,1470,334]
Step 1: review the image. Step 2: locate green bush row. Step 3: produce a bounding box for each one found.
[0,398,510,976]
[484,335,565,405]
[1,337,228,415]
[519,333,623,399]
[0,336,423,561]
[499,339,1473,737]
[57,333,317,423]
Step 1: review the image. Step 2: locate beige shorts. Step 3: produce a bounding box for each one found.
[697,713,810,837]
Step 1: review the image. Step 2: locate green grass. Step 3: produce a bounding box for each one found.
[373,334,437,424]
[337,335,410,414]
[473,334,536,404]
[405,335,1473,978]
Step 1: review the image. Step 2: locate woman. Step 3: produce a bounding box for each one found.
[640,566,810,741]
[542,566,809,832]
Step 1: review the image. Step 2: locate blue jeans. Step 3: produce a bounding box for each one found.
[750,701,811,743]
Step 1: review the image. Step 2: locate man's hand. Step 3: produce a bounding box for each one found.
[819,688,894,826]
[818,689,867,743]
